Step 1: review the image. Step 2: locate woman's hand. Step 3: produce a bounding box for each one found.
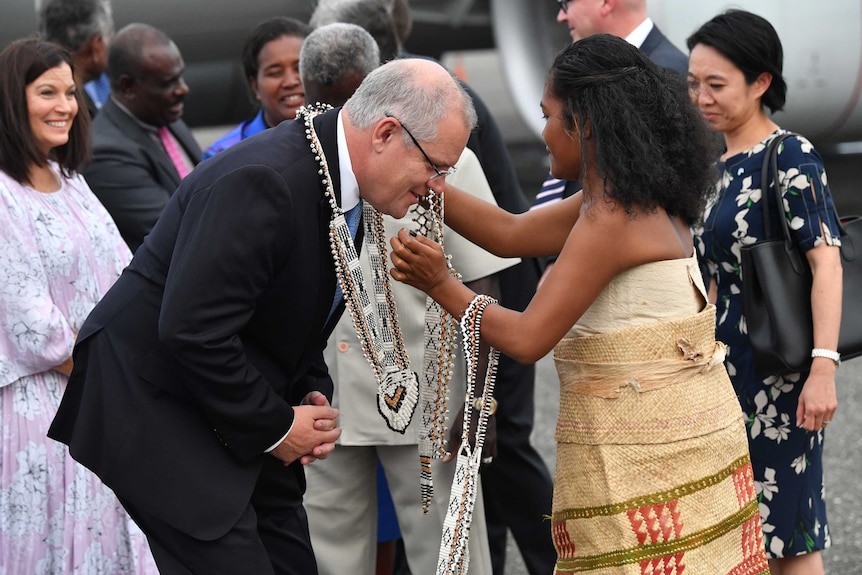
[796,366,838,431]
[53,356,73,377]
[389,229,453,294]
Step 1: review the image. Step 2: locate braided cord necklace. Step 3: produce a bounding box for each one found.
[437,294,500,575]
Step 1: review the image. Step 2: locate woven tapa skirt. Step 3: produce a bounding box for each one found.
[551,306,770,575]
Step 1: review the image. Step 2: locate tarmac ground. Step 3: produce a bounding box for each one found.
[496,350,861,575]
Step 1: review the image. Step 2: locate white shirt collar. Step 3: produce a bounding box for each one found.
[625,17,654,49]
[336,110,360,211]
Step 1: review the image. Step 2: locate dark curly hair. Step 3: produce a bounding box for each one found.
[0,38,90,185]
[687,10,786,114]
[547,34,718,226]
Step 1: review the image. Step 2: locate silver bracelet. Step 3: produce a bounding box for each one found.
[811,348,841,366]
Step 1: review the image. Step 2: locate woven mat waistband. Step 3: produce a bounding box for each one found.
[554,306,726,398]
[555,304,718,363]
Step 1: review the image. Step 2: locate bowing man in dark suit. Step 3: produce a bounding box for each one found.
[48,57,476,575]
[83,23,202,252]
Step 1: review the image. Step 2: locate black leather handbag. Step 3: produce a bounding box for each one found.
[740,133,862,375]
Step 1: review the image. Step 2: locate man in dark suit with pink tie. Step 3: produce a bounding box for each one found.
[82,23,202,252]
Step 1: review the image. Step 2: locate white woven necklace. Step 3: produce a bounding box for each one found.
[300,104,463,512]
[412,195,461,511]
[300,103,418,433]
[437,294,500,575]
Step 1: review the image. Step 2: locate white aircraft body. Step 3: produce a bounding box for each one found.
[2,0,860,144]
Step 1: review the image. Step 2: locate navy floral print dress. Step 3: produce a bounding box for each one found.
[694,130,841,558]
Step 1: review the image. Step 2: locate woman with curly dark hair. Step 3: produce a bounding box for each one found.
[390,34,770,573]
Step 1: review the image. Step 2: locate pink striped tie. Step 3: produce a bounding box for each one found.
[158,126,191,179]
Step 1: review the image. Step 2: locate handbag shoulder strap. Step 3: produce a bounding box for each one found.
[762,132,850,245]
[760,132,796,239]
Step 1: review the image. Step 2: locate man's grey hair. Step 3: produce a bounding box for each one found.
[344,60,477,143]
[310,0,400,62]
[38,0,114,51]
[300,23,380,88]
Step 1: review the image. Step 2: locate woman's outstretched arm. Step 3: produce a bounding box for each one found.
[439,183,583,259]
[392,199,682,363]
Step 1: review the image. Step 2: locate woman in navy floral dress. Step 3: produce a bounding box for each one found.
[688,11,843,575]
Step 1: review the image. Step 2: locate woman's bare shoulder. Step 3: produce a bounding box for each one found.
[577,201,691,266]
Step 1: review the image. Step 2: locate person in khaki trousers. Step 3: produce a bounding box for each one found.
[300,22,507,575]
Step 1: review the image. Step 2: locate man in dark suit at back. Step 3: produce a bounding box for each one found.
[83,23,202,252]
[556,0,687,71]
[49,57,476,575]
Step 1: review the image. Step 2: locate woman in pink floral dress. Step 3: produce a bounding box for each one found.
[0,38,157,574]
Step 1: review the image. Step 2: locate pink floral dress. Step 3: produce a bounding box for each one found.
[0,163,157,574]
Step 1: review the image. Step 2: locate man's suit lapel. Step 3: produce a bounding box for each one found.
[314,108,364,247]
[102,99,182,189]
[639,25,688,76]
[640,26,664,61]
[314,110,342,201]
[312,109,352,336]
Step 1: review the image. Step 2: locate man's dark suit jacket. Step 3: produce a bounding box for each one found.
[82,90,98,121]
[641,24,689,76]
[83,98,203,252]
[50,109,350,541]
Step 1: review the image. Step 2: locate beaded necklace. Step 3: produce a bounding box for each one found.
[300,103,418,433]
[412,196,461,510]
[300,104,468,514]
[437,294,500,575]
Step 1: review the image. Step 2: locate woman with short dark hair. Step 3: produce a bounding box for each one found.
[0,38,157,574]
[203,17,312,159]
[688,10,841,575]
[390,34,769,573]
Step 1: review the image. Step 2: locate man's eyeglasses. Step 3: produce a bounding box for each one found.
[384,112,456,181]
[556,0,569,13]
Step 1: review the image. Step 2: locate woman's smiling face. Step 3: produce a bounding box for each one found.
[26,63,78,156]
[250,34,305,127]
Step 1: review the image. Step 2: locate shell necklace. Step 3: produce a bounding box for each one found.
[300,103,418,433]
